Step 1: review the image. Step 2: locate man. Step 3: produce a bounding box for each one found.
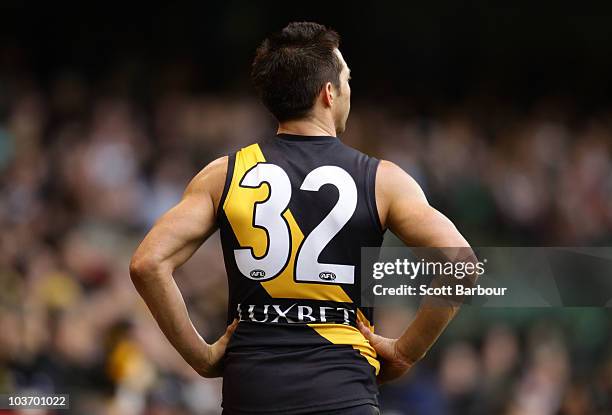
[130,22,471,414]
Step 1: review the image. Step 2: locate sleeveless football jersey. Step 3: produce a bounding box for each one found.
[217,133,384,414]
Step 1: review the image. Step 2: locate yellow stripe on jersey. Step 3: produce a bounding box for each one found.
[308,324,380,375]
[222,144,269,258]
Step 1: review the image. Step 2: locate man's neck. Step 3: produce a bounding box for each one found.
[277,117,336,137]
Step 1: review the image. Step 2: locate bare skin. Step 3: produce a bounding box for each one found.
[360,160,469,384]
[130,47,470,381]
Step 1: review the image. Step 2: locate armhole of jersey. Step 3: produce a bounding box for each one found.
[366,157,385,233]
[216,152,236,222]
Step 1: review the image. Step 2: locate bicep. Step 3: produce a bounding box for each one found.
[390,199,468,248]
[376,160,468,248]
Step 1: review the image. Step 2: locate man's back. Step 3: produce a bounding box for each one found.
[218,133,383,413]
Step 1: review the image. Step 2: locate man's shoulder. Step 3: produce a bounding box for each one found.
[376,160,425,197]
[185,156,229,211]
[192,156,229,186]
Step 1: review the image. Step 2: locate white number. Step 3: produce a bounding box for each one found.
[234,164,358,285]
[296,166,357,284]
[234,163,292,280]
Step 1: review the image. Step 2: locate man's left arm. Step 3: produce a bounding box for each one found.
[359,160,476,384]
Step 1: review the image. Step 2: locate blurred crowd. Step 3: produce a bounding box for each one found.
[0,70,611,415]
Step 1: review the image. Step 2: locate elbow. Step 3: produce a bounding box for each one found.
[129,252,163,284]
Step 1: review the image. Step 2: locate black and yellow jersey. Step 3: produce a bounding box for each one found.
[217,133,384,414]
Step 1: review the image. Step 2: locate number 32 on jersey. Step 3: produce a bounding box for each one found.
[233,163,357,285]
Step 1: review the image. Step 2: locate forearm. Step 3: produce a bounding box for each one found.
[130,263,208,372]
[395,301,458,364]
[395,249,477,364]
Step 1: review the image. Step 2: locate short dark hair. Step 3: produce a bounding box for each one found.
[251,22,342,122]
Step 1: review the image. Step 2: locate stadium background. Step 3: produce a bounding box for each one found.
[1,2,611,414]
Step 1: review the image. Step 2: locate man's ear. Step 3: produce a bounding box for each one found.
[322,81,334,107]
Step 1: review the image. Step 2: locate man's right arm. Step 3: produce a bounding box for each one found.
[129,156,236,378]
[358,160,472,383]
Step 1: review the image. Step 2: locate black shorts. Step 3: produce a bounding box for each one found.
[222,325,379,414]
[222,403,380,415]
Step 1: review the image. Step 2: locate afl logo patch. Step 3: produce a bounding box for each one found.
[250,269,266,279]
[319,272,336,281]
